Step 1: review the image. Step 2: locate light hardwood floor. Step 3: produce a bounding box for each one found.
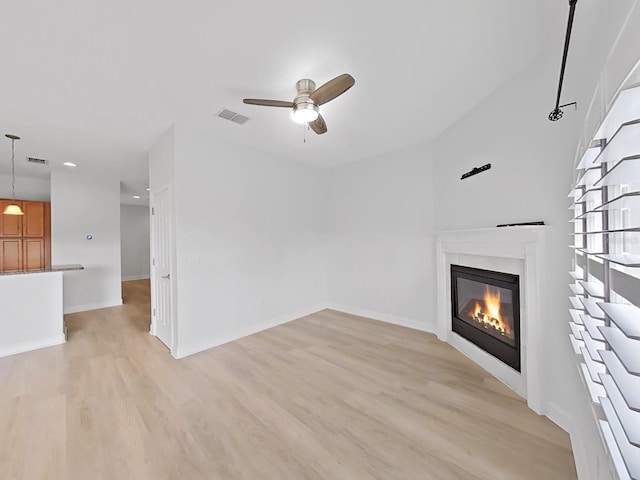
[0,279,577,479]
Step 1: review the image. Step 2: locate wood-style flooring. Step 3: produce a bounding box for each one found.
[0,279,577,479]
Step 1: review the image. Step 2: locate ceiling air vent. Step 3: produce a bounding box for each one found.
[27,156,49,165]
[217,109,250,125]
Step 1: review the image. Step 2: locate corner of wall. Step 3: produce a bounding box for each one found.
[173,303,328,359]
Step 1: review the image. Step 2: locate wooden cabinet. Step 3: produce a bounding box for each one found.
[23,201,47,237]
[0,199,51,272]
[0,238,23,271]
[0,200,23,236]
[23,239,46,270]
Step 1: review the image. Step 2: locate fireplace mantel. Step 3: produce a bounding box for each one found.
[436,225,548,415]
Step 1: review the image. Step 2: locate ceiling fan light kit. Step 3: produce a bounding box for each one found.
[292,102,319,124]
[243,73,355,135]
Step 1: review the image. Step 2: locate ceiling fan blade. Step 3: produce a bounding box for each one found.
[309,74,355,105]
[243,99,294,108]
[308,114,327,135]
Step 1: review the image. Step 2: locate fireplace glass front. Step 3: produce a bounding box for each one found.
[451,265,521,371]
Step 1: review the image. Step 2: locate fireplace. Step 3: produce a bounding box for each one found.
[451,265,521,372]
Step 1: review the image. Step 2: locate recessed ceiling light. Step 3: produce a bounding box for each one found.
[63,162,77,167]
[132,195,141,199]
[146,188,150,191]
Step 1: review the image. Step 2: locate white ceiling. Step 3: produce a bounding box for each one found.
[0,0,566,203]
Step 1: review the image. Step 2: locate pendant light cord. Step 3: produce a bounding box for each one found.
[10,138,16,200]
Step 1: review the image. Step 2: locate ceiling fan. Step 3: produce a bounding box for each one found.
[243,73,355,135]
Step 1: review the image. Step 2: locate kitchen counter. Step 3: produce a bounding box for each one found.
[0,264,84,276]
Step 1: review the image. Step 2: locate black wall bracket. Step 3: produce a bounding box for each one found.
[497,221,545,227]
[461,163,491,180]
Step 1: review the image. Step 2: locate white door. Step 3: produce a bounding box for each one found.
[150,187,173,350]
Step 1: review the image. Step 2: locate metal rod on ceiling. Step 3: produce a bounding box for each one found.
[549,0,578,122]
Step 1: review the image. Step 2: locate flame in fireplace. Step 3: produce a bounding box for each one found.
[471,286,511,336]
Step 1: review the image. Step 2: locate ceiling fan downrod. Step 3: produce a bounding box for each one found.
[549,0,578,122]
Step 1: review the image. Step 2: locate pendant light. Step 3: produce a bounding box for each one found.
[3,134,24,215]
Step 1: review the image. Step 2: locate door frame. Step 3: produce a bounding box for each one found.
[149,184,177,355]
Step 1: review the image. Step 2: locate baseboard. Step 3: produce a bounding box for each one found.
[327,304,437,334]
[173,304,328,359]
[64,298,123,314]
[122,275,150,282]
[173,304,436,359]
[0,333,66,358]
[545,402,572,433]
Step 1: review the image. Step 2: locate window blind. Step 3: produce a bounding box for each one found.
[570,83,640,480]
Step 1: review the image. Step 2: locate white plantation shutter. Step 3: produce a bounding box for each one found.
[570,83,640,480]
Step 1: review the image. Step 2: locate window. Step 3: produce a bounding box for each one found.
[570,84,640,480]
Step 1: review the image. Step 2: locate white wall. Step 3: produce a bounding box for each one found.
[120,204,150,280]
[430,1,640,478]
[327,143,437,330]
[161,126,328,357]
[50,170,122,313]
[149,127,175,190]
[0,174,50,201]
